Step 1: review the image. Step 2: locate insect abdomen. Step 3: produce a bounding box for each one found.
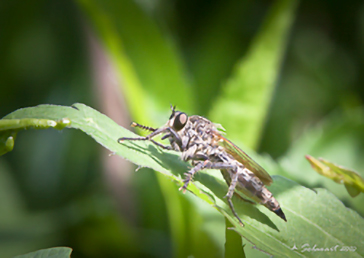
[225,166,287,222]
[259,187,287,221]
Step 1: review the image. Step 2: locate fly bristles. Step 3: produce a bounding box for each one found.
[131,122,156,132]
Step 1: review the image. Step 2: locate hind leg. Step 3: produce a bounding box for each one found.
[179,161,235,192]
[224,171,244,226]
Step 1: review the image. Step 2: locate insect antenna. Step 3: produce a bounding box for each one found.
[131,122,156,132]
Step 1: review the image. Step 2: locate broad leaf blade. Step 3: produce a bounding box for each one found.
[4,104,183,177]
[225,176,364,258]
[3,104,364,257]
[209,0,298,149]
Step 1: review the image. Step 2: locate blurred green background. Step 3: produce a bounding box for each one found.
[1,0,364,257]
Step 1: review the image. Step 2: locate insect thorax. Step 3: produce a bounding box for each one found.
[169,115,228,163]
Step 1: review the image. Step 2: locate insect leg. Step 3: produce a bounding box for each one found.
[224,170,239,200]
[118,126,176,150]
[203,162,235,170]
[179,161,235,192]
[164,127,183,151]
[179,162,204,193]
[224,172,244,226]
[161,133,171,140]
[119,136,172,150]
[150,140,172,150]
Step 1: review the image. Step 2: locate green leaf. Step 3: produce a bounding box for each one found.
[226,177,364,258]
[3,104,364,257]
[225,217,245,258]
[0,118,71,156]
[209,0,299,149]
[3,104,172,173]
[188,1,252,115]
[0,118,70,131]
[306,155,364,197]
[0,131,15,156]
[13,247,72,258]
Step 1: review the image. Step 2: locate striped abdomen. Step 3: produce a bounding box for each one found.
[221,166,286,221]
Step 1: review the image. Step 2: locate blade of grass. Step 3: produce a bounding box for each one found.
[209,0,299,150]
[77,0,193,123]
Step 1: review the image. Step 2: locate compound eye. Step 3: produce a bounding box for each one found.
[173,112,188,131]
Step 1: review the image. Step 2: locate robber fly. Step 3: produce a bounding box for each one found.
[118,106,286,225]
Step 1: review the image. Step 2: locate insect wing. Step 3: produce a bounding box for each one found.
[215,133,273,186]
